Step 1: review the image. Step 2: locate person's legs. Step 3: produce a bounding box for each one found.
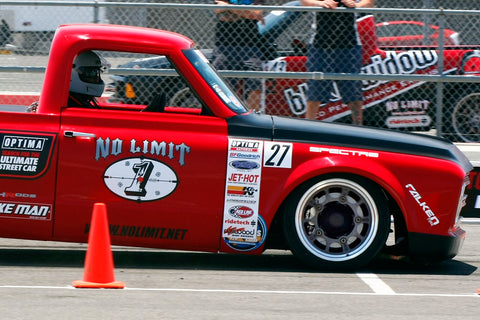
[246,89,261,111]
[336,46,364,125]
[306,46,331,119]
[306,100,322,119]
[348,100,363,125]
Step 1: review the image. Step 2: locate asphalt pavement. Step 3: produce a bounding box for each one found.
[0,222,479,319]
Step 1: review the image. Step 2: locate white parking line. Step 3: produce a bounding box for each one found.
[1,285,479,298]
[356,273,396,295]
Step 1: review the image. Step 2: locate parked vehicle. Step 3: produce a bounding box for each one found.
[376,20,460,47]
[0,0,106,51]
[0,21,472,269]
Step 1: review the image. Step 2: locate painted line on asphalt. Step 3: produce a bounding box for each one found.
[0,285,479,298]
[356,273,396,295]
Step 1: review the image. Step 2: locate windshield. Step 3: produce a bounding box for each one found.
[183,49,248,114]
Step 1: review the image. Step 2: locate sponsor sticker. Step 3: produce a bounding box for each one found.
[224,215,267,251]
[0,132,56,178]
[223,139,263,241]
[405,184,439,226]
[103,157,178,202]
[0,201,52,220]
[263,141,292,168]
[386,115,432,128]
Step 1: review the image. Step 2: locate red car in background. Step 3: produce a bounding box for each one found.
[376,20,460,47]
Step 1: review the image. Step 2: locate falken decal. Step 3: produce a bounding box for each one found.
[405,184,440,226]
[0,132,56,178]
[103,157,178,202]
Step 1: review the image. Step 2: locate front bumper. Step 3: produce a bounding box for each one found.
[407,227,466,262]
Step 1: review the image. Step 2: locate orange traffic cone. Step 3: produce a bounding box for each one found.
[72,203,125,289]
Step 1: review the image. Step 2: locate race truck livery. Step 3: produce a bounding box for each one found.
[0,22,473,269]
[108,2,480,143]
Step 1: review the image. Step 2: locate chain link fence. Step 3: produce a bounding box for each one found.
[1,1,480,142]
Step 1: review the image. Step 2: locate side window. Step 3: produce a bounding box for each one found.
[68,50,204,113]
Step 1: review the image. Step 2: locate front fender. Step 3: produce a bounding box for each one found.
[260,155,409,229]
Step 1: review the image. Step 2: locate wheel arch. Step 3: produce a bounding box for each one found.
[265,157,410,251]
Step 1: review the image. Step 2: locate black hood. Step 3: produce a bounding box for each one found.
[227,112,473,173]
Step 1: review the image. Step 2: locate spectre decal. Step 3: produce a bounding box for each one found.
[103,157,178,202]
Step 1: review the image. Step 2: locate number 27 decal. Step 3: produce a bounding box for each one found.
[263,142,292,168]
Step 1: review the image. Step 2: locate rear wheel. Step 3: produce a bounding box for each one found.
[282,176,390,269]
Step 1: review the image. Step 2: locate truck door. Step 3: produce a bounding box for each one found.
[54,106,228,252]
[0,113,58,239]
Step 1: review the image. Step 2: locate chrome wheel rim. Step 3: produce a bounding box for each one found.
[294,179,379,262]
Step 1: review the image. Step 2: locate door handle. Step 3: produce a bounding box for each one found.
[64,131,96,138]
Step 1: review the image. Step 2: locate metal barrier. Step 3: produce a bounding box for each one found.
[1,1,480,142]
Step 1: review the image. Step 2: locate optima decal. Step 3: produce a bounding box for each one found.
[0,132,56,178]
[103,157,178,202]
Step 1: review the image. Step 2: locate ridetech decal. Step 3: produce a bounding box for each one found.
[223,139,263,241]
[0,132,56,178]
[103,157,178,202]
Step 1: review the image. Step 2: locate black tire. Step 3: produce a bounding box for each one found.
[450,91,480,143]
[282,176,390,270]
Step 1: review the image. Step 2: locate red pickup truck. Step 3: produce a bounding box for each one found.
[0,23,473,269]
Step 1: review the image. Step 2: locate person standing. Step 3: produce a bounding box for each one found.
[213,0,264,111]
[301,0,374,125]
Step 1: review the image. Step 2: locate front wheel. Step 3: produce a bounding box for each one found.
[282,176,390,269]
